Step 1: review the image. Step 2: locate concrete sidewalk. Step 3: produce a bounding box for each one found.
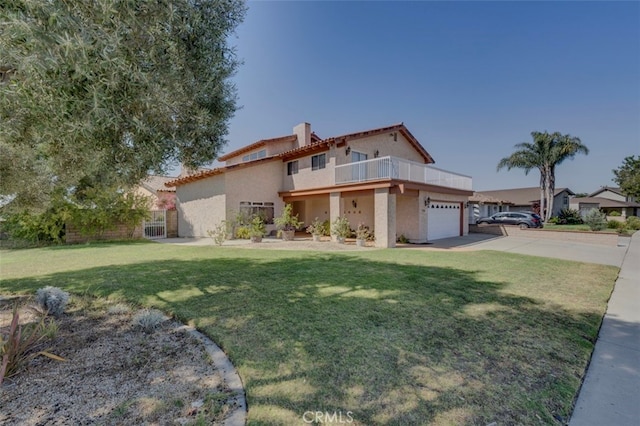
[569,232,640,425]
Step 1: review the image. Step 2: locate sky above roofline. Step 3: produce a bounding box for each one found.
[182,0,639,194]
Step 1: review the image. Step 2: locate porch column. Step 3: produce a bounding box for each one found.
[374,188,396,248]
[416,190,429,244]
[329,192,341,242]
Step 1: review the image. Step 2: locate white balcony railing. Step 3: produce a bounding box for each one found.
[335,156,472,191]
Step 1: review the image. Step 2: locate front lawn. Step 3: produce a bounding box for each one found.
[0,242,618,425]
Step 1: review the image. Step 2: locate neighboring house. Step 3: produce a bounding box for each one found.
[471,187,574,219]
[467,192,514,224]
[136,175,177,210]
[165,122,473,247]
[570,187,639,218]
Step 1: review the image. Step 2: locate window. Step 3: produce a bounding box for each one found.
[287,160,298,175]
[242,149,267,162]
[351,151,367,162]
[311,154,326,171]
[239,201,274,224]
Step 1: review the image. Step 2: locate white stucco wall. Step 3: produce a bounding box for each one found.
[176,174,226,237]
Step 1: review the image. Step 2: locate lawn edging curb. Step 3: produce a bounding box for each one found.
[177,325,247,426]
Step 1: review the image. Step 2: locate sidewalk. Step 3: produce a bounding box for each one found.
[569,232,640,425]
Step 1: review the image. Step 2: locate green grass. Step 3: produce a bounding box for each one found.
[0,242,618,425]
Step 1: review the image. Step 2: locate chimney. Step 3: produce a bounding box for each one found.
[293,122,311,147]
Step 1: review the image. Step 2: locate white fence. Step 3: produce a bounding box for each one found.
[335,156,472,190]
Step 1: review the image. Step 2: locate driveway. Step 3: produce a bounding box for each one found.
[415,233,630,267]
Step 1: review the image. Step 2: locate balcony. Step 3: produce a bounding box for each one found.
[335,156,472,191]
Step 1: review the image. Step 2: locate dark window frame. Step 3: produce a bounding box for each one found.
[311,153,326,171]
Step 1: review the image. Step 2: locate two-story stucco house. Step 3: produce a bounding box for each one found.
[165,122,473,248]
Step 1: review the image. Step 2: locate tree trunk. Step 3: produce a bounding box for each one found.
[546,166,556,222]
[539,170,546,220]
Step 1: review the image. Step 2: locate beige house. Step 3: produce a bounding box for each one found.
[165,122,473,248]
[472,187,575,220]
[135,175,177,210]
[570,187,639,218]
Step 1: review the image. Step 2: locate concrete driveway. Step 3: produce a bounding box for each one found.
[414,233,630,267]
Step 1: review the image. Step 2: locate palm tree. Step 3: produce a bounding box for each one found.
[497,131,589,221]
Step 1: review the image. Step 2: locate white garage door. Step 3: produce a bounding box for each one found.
[427,202,461,241]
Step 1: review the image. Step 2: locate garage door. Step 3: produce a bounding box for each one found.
[427,202,461,241]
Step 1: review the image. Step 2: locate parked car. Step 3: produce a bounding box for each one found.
[476,212,543,228]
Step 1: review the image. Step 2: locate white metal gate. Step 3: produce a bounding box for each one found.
[144,210,167,239]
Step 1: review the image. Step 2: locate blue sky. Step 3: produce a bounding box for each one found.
[216,0,639,193]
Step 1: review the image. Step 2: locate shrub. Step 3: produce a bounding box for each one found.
[132,309,166,333]
[608,210,621,217]
[397,234,409,244]
[607,220,625,230]
[107,303,131,315]
[626,216,640,230]
[207,221,228,246]
[249,215,266,238]
[583,209,607,231]
[235,226,251,239]
[306,217,324,236]
[2,207,67,244]
[274,203,303,236]
[321,219,331,236]
[547,217,560,224]
[331,216,351,238]
[558,208,583,225]
[355,223,371,240]
[35,287,70,317]
[1,305,61,385]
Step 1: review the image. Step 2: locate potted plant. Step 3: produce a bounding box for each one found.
[274,203,303,241]
[355,223,371,247]
[249,215,266,243]
[306,217,324,242]
[331,216,351,244]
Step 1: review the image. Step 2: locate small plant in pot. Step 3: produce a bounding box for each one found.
[306,217,324,242]
[274,203,303,241]
[355,223,371,247]
[331,216,351,244]
[249,215,266,243]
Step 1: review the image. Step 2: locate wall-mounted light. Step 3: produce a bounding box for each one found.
[424,196,431,207]
[390,132,397,142]
[352,199,357,208]
[345,146,351,155]
[465,201,470,208]
[374,150,379,158]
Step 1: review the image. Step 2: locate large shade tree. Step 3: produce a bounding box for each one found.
[497,131,589,221]
[0,0,246,212]
[612,155,640,199]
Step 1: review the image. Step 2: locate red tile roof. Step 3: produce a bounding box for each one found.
[217,135,297,161]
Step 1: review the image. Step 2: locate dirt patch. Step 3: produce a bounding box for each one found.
[0,295,237,425]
